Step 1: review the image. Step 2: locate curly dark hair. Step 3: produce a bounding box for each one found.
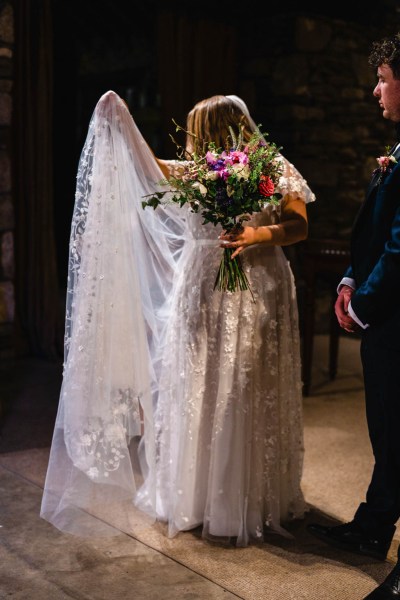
[369,33,400,79]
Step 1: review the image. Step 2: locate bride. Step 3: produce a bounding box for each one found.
[40,91,315,547]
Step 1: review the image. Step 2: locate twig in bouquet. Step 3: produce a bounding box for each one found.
[170,118,200,159]
[228,124,244,151]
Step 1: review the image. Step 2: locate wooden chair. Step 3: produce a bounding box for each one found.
[298,238,351,396]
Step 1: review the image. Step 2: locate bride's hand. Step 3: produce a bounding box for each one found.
[219,226,260,259]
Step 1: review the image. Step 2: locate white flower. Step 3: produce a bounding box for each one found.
[229,163,250,180]
[192,181,207,196]
[104,423,125,442]
[204,170,219,181]
[87,467,99,479]
[81,434,92,446]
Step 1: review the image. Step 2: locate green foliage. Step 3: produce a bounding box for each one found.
[142,124,283,233]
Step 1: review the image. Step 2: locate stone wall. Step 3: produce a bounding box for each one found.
[238,15,395,241]
[73,10,396,243]
[0,1,13,358]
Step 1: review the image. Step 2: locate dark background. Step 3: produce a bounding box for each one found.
[4,0,400,360]
[52,0,399,282]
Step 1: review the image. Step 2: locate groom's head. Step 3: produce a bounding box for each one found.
[370,33,400,122]
[369,33,400,79]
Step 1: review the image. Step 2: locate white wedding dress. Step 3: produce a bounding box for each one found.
[40,91,315,546]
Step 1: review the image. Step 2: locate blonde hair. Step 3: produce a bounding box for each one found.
[185,95,254,155]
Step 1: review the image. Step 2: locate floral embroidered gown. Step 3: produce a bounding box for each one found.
[137,160,315,546]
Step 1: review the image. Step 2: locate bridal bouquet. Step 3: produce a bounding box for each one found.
[142,123,283,296]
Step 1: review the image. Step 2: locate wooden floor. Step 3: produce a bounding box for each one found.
[0,334,397,600]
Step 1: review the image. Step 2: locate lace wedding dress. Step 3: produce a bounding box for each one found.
[40,91,315,546]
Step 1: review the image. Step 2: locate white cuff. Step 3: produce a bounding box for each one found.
[348,301,369,329]
[337,277,356,295]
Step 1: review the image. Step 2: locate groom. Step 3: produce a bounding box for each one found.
[308,32,400,600]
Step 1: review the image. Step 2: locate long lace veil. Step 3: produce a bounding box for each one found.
[40,91,189,535]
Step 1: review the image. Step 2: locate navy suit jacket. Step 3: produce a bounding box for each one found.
[346,142,400,346]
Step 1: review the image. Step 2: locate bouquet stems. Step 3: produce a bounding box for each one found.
[214,248,255,302]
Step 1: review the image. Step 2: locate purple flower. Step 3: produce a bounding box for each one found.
[218,168,230,181]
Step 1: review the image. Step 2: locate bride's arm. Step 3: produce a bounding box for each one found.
[156,158,188,180]
[151,156,186,180]
[219,192,308,259]
[155,159,170,179]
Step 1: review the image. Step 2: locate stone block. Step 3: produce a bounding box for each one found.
[290,105,325,122]
[352,53,376,87]
[354,125,371,139]
[294,157,338,187]
[0,47,11,58]
[0,92,11,125]
[340,147,358,160]
[363,157,378,181]
[0,280,14,323]
[0,321,14,360]
[0,3,13,44]
[341,87,365,100]
[273,55,309,93]
[243,58,274,78]
[0,126,10,150]
[0,79,12,93]
[0,194,13,230]
[295,17,332,52]
[1,230,13,278]
[0,151,10,192]
[0,56,11,77]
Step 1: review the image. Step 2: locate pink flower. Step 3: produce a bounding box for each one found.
[228,151,248,165]
[376,154,397,171]
[206,151,218,166]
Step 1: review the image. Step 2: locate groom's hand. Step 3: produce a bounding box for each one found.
[335,285,357,333]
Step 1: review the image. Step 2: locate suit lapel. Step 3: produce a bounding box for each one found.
[392,143,400,161]
[352,172,380,234]
[352,142,400,234]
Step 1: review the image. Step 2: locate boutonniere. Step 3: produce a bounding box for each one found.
[373,145,398,183]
